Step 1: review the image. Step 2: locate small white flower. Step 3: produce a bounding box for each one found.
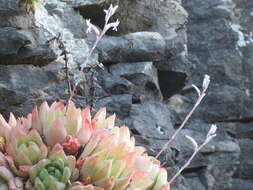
[202,74,210,91]
[86,19,100,36]
[104,20,120,32]
[205,124,217,144]
[104,4,118,23]
[207,124,217,138]
[112,19,120,31]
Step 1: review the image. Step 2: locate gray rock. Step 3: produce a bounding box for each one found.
[132,120,240,190]
[125,101,175,139]
[0,65,58,94]
[0,83,28,118]
[66,0,106,35]
[70,0,188,36]
[171,125,240,190]
[97,70,134,95]
[184,176,205,190]
[234,139,253,179]
[180,1,253,189]
[1,44,57,66]
[0,27,31,55]
[0,65,59,117]
[0,0,26,15]
[0,27,57,65]
[169,175,189,190]
[71,0,188,68]
[203,164,238,190]
[182,0,235,21]
[94,94,132,119]
[232,178,253,190]
[234,0,253,32]
[44,1,88,38]
[174,0,253,123]
[0,0,33,29]
[109,62,162,101]
[171,84,253,123]
[16,44,57,66]
[222,122,253,139]
[97,32,166,63]
[35,2,96,70]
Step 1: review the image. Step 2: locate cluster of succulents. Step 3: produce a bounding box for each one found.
[0,101,170,190]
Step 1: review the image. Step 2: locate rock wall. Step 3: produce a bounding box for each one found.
[0,0,253,189]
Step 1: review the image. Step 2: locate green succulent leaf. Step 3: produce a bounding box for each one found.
[61,167,71,183]
[8,129,48,170]
[29,155,73,190]
[35,178,46,190]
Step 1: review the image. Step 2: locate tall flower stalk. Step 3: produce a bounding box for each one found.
[80,4,120,71]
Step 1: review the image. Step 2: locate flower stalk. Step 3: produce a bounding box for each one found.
[80,4,120,72]
[156,75,211,159]
[168,125,217,185]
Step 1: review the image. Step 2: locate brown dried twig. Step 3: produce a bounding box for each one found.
[47,33,73,113]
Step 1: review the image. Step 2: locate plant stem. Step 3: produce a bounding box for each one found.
[168,133,214,185]
[156,93,206,159]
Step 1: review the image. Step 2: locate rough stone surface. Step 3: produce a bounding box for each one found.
[97,32,166,63]
[0,27,57,65]
[0,27,31,55]
[125,102,175,139]
[179,0,253,188]
[179,0,253,122]
[0,65,59,117]
[0,0,26,15]
[0,0,33,29]
[108,62,162,102]
[94,94,132,119]
[70,0,188,35]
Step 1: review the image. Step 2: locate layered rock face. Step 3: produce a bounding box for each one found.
[0,0,253,189]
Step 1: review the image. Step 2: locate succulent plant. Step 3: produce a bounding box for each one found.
[0,94,217,190]
[0,152,24,190]
[0,96,211,190]
[0,113,44,176]
[6,128,48,176]
[31,101,115,150]
[27,144,76,190]
[78,126,169,190]
[0,113,23,141]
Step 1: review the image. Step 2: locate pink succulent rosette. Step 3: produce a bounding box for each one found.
[0,101,170,190]
[77,126,170,190]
